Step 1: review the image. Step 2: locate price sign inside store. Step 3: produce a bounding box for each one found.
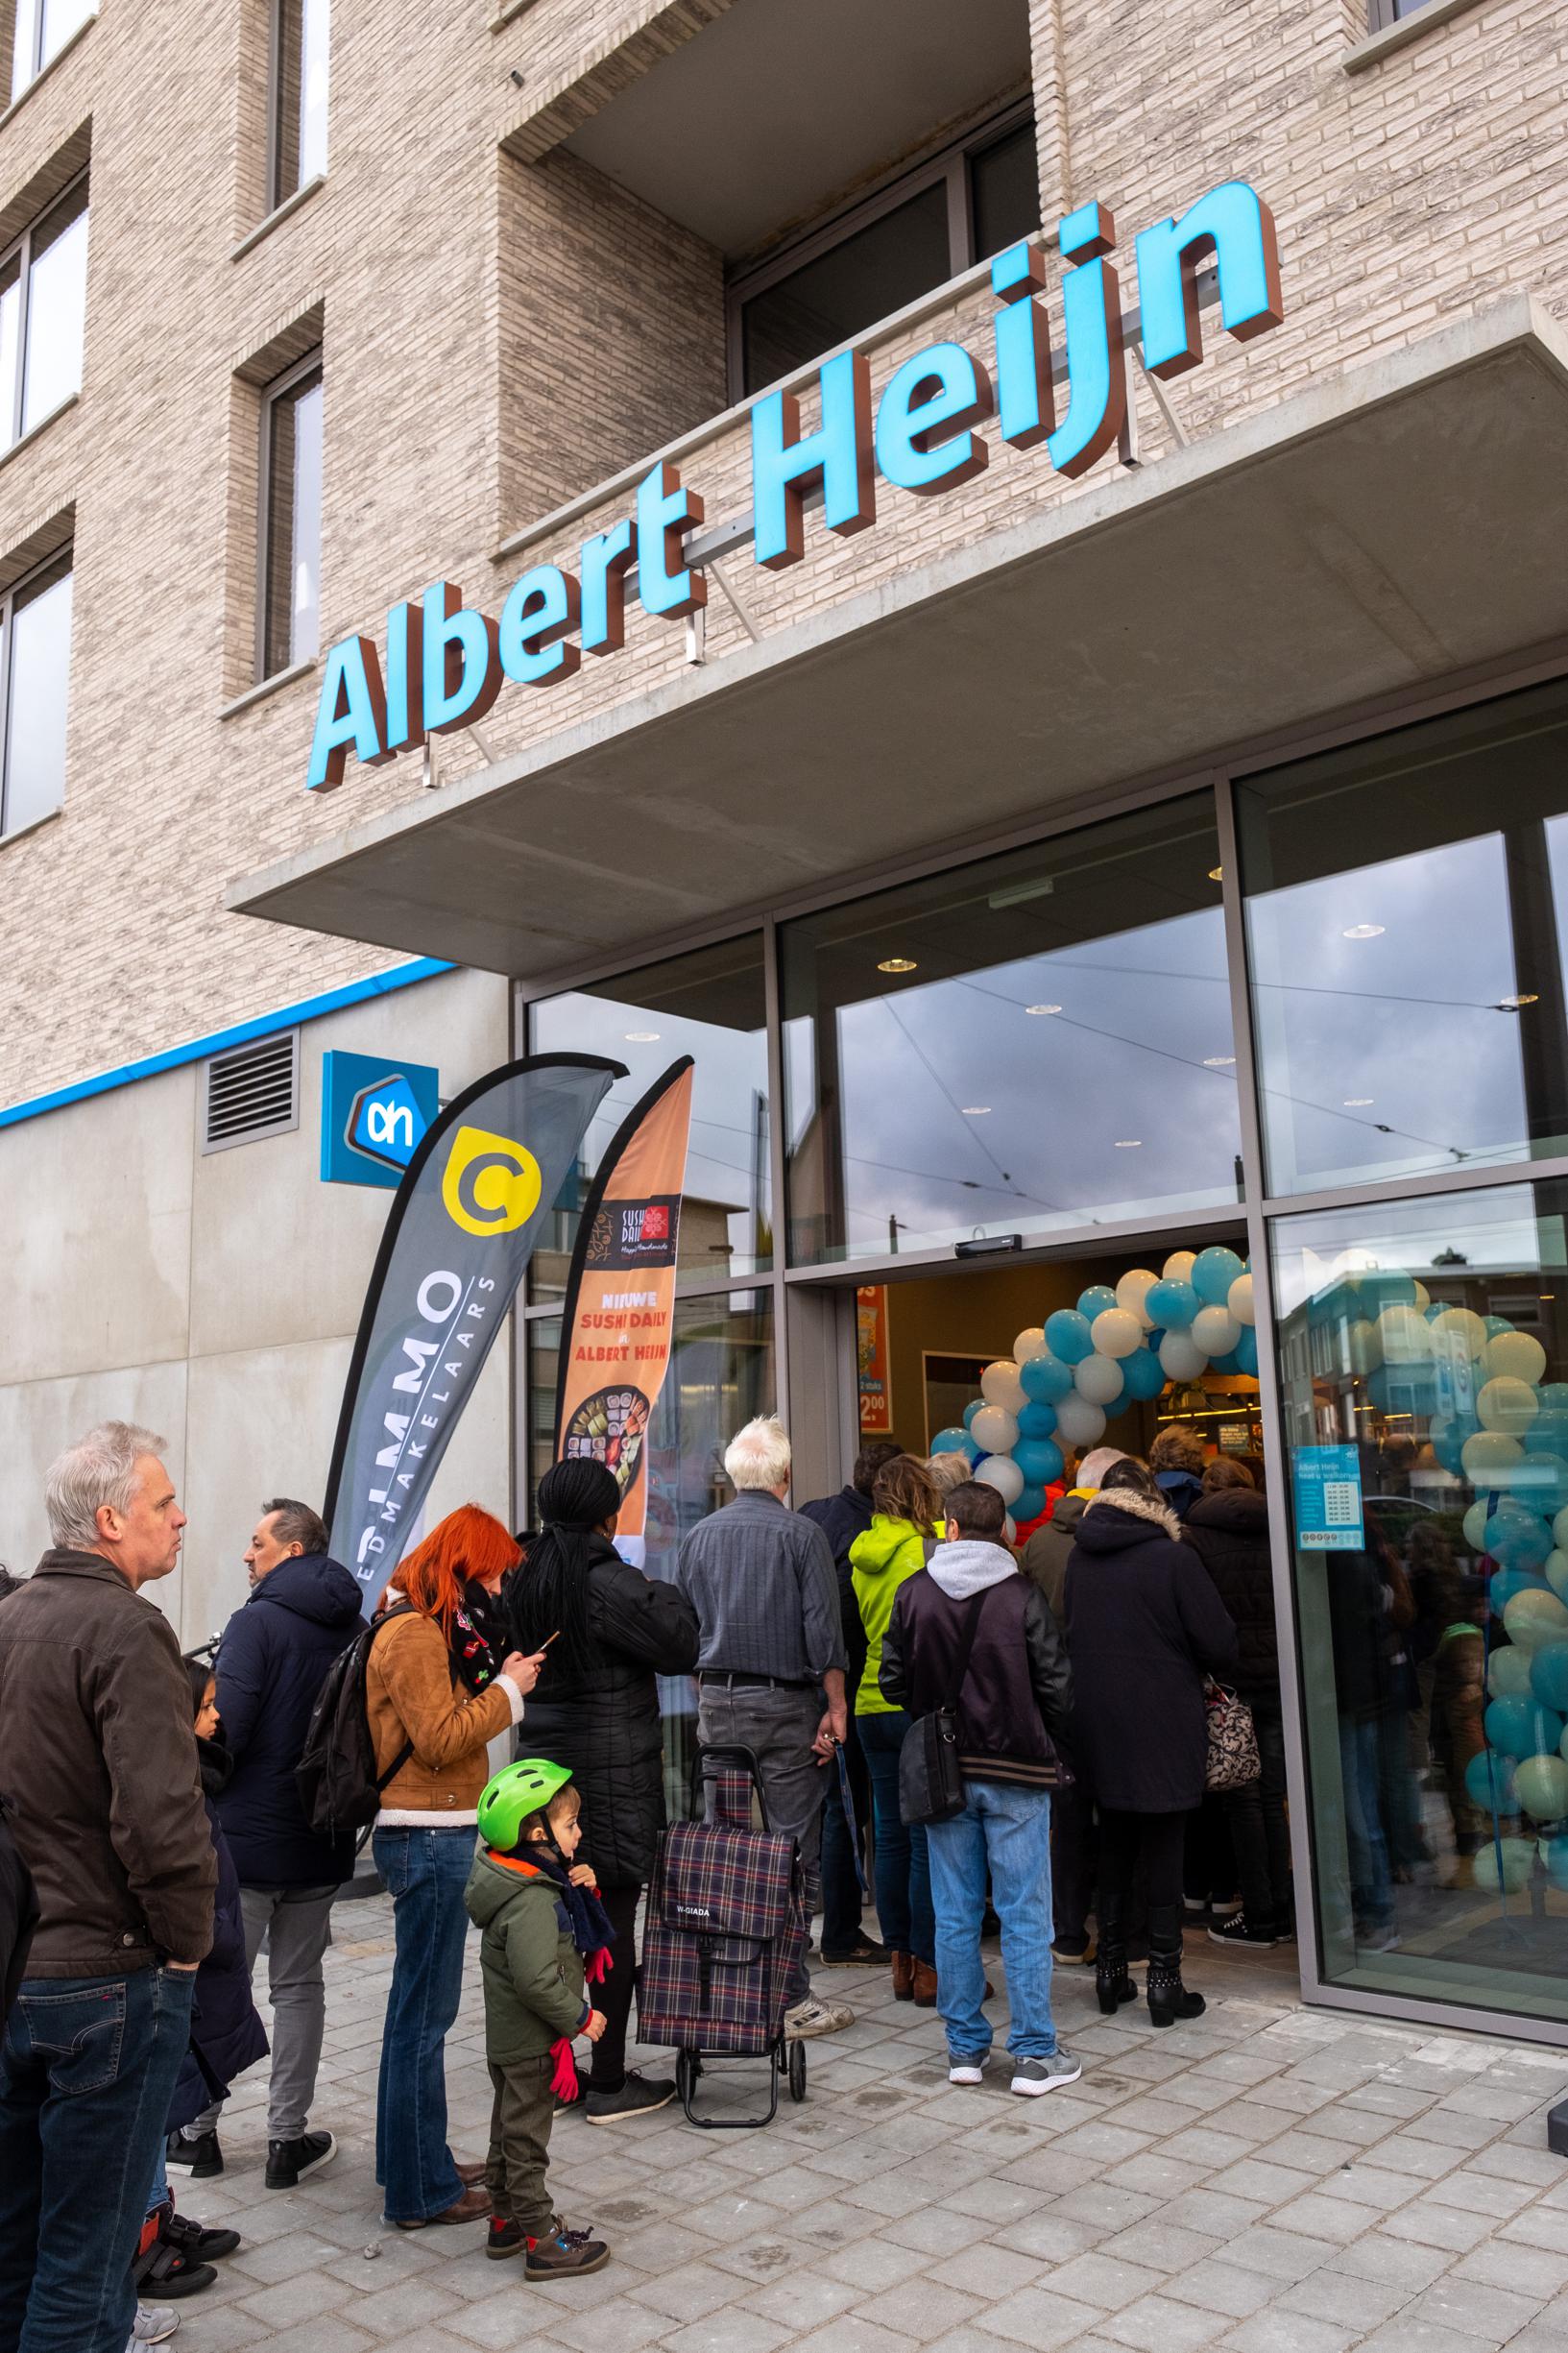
[1291,1443,1365,1551]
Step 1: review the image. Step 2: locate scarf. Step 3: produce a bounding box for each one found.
[519,1844,617,2101]
[447,1579,508,1696]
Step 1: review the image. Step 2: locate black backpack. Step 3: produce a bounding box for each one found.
[295,1610,413,1840]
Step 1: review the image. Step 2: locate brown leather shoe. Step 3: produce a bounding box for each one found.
[395,2186,490,2230]
[891,1951,914,2001]
[912,1959,938,2007]
[453,2160,489,2187]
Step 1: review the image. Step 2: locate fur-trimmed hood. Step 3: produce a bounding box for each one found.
[1079,1488,1182,1545]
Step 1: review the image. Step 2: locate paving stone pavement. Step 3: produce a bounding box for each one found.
[159,1898,1568,2353]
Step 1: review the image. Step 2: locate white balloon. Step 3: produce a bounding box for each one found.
[1461,1499,1494,1556]
[1488,1646,1533,1697]
[1485,1330,1548,1387]
[1193,1306,1241,1357]
[1163,1250,1197,1282]
[980,1358,1027,1414]
[1432,1306,1487,1359]
[1227,1273,1256,1327]
[975,1452,1025,1506]
[1546,1550,1568,1602]
[1346,1318,1384,1377]
[970,1405,1020,1456]
[1091,1307,1144,1359]
[1411,1279,1431,1312]
[1463,1429,1523,1486]
[1478,1375,1540,1438]
[1013,1326,1049,1365]
[1159,1331,1209,1381]
[1075,1353,1125,1405]
[1116,1268,1160,1327]
[1003,1514,1018,1546]
[1055,1393,1107,1448]
[1378,1304,1432,1364]
[1505,1589,1568,1652]
[1556,1504,1568,1554]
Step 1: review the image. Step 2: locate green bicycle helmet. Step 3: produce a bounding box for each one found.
[478,1758,574,1852]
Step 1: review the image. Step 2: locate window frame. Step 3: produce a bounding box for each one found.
[266,0,327,215]
[1366,0,1434,27]
[0,539,73,840]
[0,163,88,450]
[254,344,323,685]
[9,0,91,103]
[724,94,1036,404]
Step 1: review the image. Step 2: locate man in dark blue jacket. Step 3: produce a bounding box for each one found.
[167,1500,361,2191]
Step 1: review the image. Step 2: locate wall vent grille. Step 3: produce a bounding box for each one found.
[201,1030,300,1152]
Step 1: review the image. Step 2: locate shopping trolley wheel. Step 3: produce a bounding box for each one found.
[788,2038,807,2102]
[676,2049,702,2107]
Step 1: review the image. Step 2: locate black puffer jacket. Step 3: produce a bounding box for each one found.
[508,1537,699,1888]
[799,1486,874,1693]
[1182,1488,1281,1714]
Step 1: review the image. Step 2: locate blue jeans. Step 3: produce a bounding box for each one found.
[927,1781,1058,2062]
[857,1711,934,1966]
[373,1826,475,2223]
[0,1966,195,2353]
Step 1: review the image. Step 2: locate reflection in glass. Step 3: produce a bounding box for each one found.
[781,794,1241,1265]
[1240,676,1568,1199]
[17,178,87,437]
[529,935,772,1298]
[1272,1180,1568,2025]
[273,0,330,204]
[741,182,951,397]
[10,0,92,99]
[0,255,18,453]
[970,120,1040,262]
[4,559,71,834]
[262,364,323,677]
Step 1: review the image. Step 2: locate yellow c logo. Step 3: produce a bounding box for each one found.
[441,1126,543,1237]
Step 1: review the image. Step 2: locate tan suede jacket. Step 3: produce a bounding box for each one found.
[366,1606,518,1818]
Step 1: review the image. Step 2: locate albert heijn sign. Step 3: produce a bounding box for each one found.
[306,180,1283,794]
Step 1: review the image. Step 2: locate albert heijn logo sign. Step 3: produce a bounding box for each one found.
[322,1051,441,1190]
[305,179,1283,795]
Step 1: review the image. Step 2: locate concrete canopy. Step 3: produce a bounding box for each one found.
[231,299,1568,982]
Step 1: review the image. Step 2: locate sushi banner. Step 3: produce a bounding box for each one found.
[326,1053,624,1613]
[555,1057,695,1568]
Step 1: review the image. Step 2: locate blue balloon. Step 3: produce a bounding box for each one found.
[1077,1286,1118,1322]
[1210,1349,1242,1376]
[1018,1399,1059,1440]
[1014,1484,1048,1523]
[1542,1834,1568,1890]
[1014,1438,1066,1487]
[1193,1246,1245,1306]
[1530,1643,1568,1714]
[1524,1414,1568,1458]
[1020,1351,1074,1404]
[961,1398,984,1430]
[1488,1567,1551,1613]
[1044,1309,1094,1366]
[1146,1278,1198,1330]
[1122,1346,1168,1401]
[1484,1315,1514,1341]
[1484,1696,1565,1760]
[931,1426,973,1456]
[1465,1748,1518,1811]
[1101,1379,1131,1419]
[1431,1416,1478,1475]
[1490,1506,1554,1575]
[1359,1270,1418,1315]
[1233,1327,1260,1377]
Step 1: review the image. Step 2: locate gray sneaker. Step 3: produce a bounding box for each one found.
[784,1995,854,2038]
[129,2310,181,2346]
[1011,2050,1083,2098]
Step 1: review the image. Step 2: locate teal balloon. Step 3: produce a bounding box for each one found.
[1021,1351,1074,1404]
[1077,1285,1118,1322]
[1431,1416,1478,1475]
[1524,1415,1568,1459]
[1210,1349,1242,1375]
[1541,1833,1568,1890]
[1014,1438,1065,1487]
[1122,1346,1167,1401]
[1045,1310,1094,1366]
[1370,1363,1435,1416]
[1014,1484,1048,1522]
[1489,1567,1551,1612]
[1194,1247,1245,1305]
[961,1399,984,1430]
[1484,1696,1565,1759]
[1359,1270,1418,1314]
[932,1426,973,1455]
[1098,1378,1130,1419]
[1465,1748,1518,1810]
[1484,1315,1514,1340]
[1490,1506,1554,1574]
[1531,1644,1568,1713]
[1234,1327,1259,1376]
[1146,1278,1198,1329]
[1018,1399,1059,1440]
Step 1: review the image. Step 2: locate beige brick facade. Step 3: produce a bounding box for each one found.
[1,0,1563,1107]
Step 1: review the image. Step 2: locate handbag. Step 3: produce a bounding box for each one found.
[1204,1677,1261,1792]
[898,1590,990,1827]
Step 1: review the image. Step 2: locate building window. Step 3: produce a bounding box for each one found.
[269,0,328,208]
[1367,0,1438,27]
[1,547,72,837]
[1237,674,1568,1201]
[731,105,1038,400]
[0,172,88,451]
[8,0,92,100]
[257,351,323,679]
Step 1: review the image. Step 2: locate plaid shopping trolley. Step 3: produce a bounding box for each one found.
[637,1743,809,2127]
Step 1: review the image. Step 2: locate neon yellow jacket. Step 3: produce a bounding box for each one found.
[850,1516,932,1716]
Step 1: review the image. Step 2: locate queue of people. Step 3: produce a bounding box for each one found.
[0,1405,1291,2352]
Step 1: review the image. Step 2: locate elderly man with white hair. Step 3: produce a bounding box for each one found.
[0,1421,216,2353]
[672,1416,854,2038]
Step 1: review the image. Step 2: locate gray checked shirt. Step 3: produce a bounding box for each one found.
[673,1491,846,1682]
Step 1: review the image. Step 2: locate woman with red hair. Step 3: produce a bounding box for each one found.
[367,1506,543,2229]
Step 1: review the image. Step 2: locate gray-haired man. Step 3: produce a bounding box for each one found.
[0,1423,215,2353]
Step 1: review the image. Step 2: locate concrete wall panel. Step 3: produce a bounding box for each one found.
[0,1357,190,1623]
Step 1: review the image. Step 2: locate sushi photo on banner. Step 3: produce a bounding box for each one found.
[325,1052,626,1612]
[554,1057,695,1568]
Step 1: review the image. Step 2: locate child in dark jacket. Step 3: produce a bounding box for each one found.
[465,1760,615,2279]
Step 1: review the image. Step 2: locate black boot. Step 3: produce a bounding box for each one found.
[1146,1904,1205,2027]
[1095,1891,1137,2016]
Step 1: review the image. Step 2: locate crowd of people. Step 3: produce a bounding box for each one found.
[0,1405,1289,2352]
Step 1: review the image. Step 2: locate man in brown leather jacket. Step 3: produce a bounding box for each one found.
[0,1421,215,2353]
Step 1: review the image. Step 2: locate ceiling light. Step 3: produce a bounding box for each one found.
[1203,1055,1236,1068]
[623,1031,661,1042]
[1342,924,1385,941]
[1025,1004,1062,1016]
[1114,1139,1143,1148]
[878,957,918,974]
[1343,1097,1374,1107]
[1500,993,1540,1009]
[1209,865,1223,882]
[961,1105,992,1116]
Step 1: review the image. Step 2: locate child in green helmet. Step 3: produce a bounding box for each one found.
[464,1759,615,2276]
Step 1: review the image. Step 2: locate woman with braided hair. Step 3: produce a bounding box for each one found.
[505,1459,699,2123]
